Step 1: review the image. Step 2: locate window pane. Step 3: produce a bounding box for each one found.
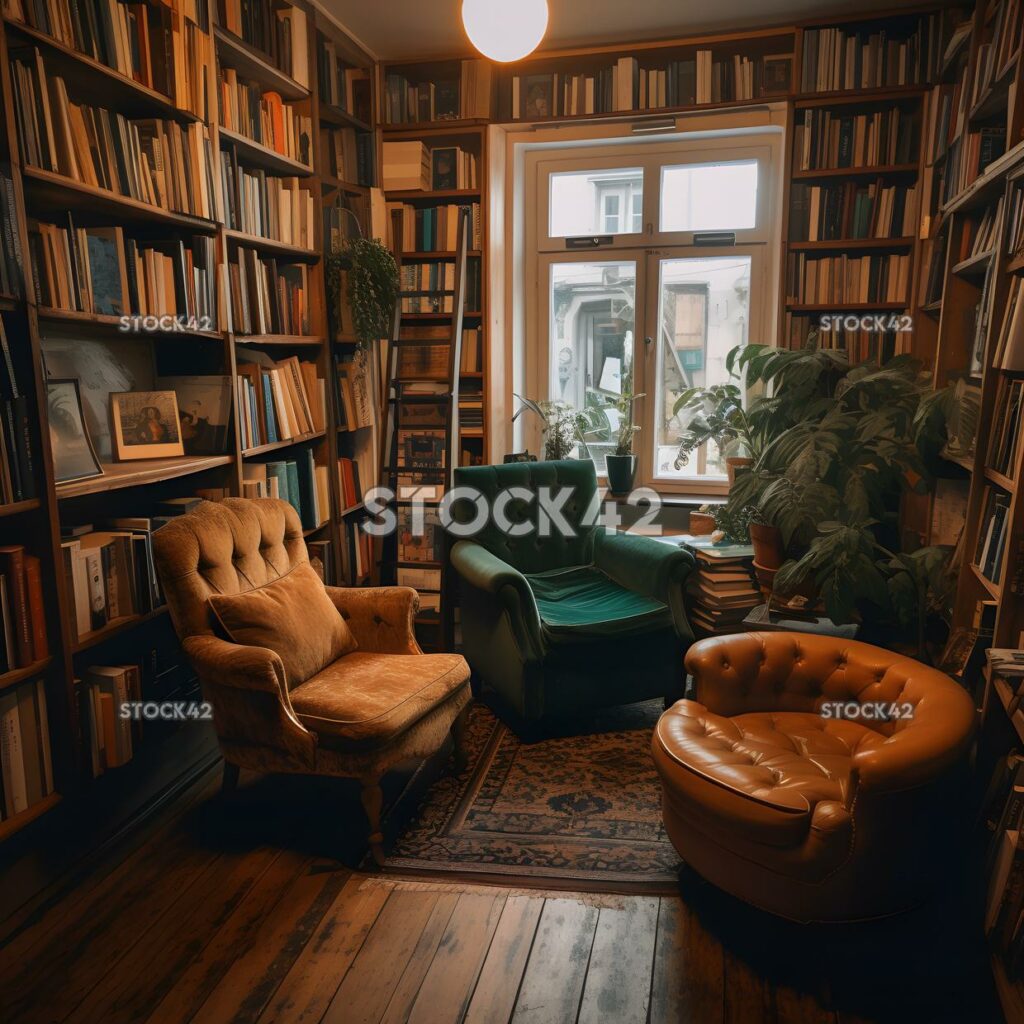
[549,261,635,474]
[660,161,758,232]
[549,168,643,237]
[653,256,751,480]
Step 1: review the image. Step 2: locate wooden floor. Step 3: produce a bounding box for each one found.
[0,765,1003,1024]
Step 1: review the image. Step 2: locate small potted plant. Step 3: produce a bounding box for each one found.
[325,237,399,345]
[512,397,590,461]
[689,504,717,535]
[673,382,759,482]
[603,373,644,494]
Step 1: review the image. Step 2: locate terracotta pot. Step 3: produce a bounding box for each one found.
[726,456,754,484]
[689,511,716,535]
[605,454,636,495]
[750,522,785,570]
[752,561,777,596]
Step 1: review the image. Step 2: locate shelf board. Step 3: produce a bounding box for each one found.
[0,792,61,842]
[242,431,327,458]
[384,188,480,201]
[339,501,365,517]
[951,250,994,279]
[785,302,908,312]
[234,333,323,347]
[402,311,482,320]
[985,467,1016,493]
[214,26,310,101]
[218,126,314,177]
[400,250,482,259]
[793,84,927,107]
[318,103,371,132]
[382,118,489,133]
[787,237,915,251]
[970,563,1002,599]
[3,17,200,123]
[319,175,369,194]
[1008,253,1024,275]
[56,455,233,500]
[920,299,943,318]
[0,656,53,695]
[303,522,329,537]
[791,164,919,181]
[0,497,41,518]
[223,228,320,261]
[0,294,20,311]
[73,607,170,655]
[37,307,223,341]
[942,139,1024,216]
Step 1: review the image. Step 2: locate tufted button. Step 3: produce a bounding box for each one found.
[373,614,384,625]
[341,611,350,620]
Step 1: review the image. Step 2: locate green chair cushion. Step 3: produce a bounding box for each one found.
[524,564,672,641]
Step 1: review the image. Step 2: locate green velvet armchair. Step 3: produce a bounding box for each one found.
[448,460,695,724]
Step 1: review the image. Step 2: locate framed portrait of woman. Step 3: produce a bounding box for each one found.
[110,390,185,461]
[46,378,104,483]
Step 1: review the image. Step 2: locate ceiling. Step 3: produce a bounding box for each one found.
[325,0,924,61]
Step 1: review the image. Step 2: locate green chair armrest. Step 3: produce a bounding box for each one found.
[449,540,545,661]
[594,531,695,641]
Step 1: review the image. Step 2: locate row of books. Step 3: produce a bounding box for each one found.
[334,353,375,431]
[975,486,1011,584]
[0,319,36,506]
[0,167,23,299]
[228,248,310,336]
[235,353,325,449]
[793,108,917,171]
[789,181,918,241]
[799,16,940,93]
[218,69,312,165]
[321,128,375,188]
[242,451,329,532]
[382,60,492,124]
[784,312,898,365]
[346,519,374,584]
[942,129,1007,206]
[220,161,314,248]
[965,199,1005,261]
[678,537,760,635]
[0,545,47,672]
[214,0,309,89]
[971,0,1023,113]
[785,253,910,305]
[28,218,217,326]
[337,455,364,511]
[400,261,457,314]
[388,203,481,252]
[80,663,141,776]
[1008,183,1024,258]
[317,39,370,120]
[923,81,968,166]
[11,49,217,219]
[5,0,213,118]
[60,511,177,640]
[969,262,998,377]
[307,538,335,586]
[0,678,52,818]
[988,378,1024,480]
[378,142,475,214]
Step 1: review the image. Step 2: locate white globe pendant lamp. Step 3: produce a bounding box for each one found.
[462,0,549,63]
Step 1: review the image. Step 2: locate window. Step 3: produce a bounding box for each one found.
[525,129,781,492]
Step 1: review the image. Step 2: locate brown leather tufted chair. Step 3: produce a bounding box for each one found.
[652,631,976,922]
[151,498,472,864]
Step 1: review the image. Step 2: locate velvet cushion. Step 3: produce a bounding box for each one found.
[208,562,357,688]
[289,651,470,748]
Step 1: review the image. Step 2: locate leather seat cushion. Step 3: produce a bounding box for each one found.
[289,651,470,748]
[654,700,888,843]
[525,565,672,641]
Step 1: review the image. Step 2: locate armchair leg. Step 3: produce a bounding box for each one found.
[451,705,470,773]
[222,762,240,795]
[360,777,386,868]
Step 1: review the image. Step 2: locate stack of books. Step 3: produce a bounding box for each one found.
[80,664,142,775]
[228,248,310,335]
[235,353,325,449]
[382,141,432,191]
[0,545,48,671]
[242,449,329,532]
[674,535,760,635]
[0,677,53,819]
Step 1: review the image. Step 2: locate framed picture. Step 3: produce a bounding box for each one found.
[46,378,103,483]
[431,147,458,191]
[523,75,553,118]
[155,375,232,455]
[762,54,793,96]
[110,390,184,461]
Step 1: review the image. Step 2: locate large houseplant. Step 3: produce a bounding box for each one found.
[325,237,399,346]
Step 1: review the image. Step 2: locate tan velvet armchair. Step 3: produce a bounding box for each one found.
[151,498,472,864]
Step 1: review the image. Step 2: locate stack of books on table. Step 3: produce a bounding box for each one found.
[669,535,760,635]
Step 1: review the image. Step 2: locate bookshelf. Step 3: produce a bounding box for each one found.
[0,0,378,845]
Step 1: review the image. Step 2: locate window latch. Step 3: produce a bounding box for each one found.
[566,235,614,249]
[693,231,737,247]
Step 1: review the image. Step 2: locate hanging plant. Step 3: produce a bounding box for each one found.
[325,238,399,346]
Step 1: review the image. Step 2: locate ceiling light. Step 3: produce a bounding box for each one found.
[462,0,548,63]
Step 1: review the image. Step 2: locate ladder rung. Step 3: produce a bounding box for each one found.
[399,290,456,297]
[389,393,453,403]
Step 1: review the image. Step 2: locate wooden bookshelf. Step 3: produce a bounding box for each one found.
[0,0,377,842]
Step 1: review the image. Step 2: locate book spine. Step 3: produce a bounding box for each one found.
[23,555,47,662]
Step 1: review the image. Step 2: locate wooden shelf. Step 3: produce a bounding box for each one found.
[235,333,323,347]
[320,175,369,194]
[56,455,233,500]
[72,607,170,655]
[0,498,41,518]
[36,307,223,340]
[985,468,1016,493]
[0,792,61,842]
[971,563,1002,599]
[223,228,320,261]
[401,250,482,259]
[303,522,329,537]
[382,118,489,133]
[0,657,53,695]
[793,85,927,107]
[951,250,994,279]
[318,103,371,132]
[242,431,327,458]
[339,501,365,517]
[3,17,200,123]
[785,302,909,312]
[21,167,216,231]
[1008,253,1024,275]
[385,188,480,201]
[791,164,919,181]
[787,237,915,251]
[214,26,310,101]
[218,126,314,177]
[402,310,482,320]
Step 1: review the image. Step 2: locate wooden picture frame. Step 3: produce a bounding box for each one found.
[46,378,104,483]
[762,54,793,96]
[110,390,184,461]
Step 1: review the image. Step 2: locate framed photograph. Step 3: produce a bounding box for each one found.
[523,75,553,118]
[46,378,104,483]
[155,375,232,455]
[431,147,458,190]
[110,390,184,461]
[762,54,793,96]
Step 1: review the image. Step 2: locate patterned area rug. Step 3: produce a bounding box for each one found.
[384,700,683,892]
